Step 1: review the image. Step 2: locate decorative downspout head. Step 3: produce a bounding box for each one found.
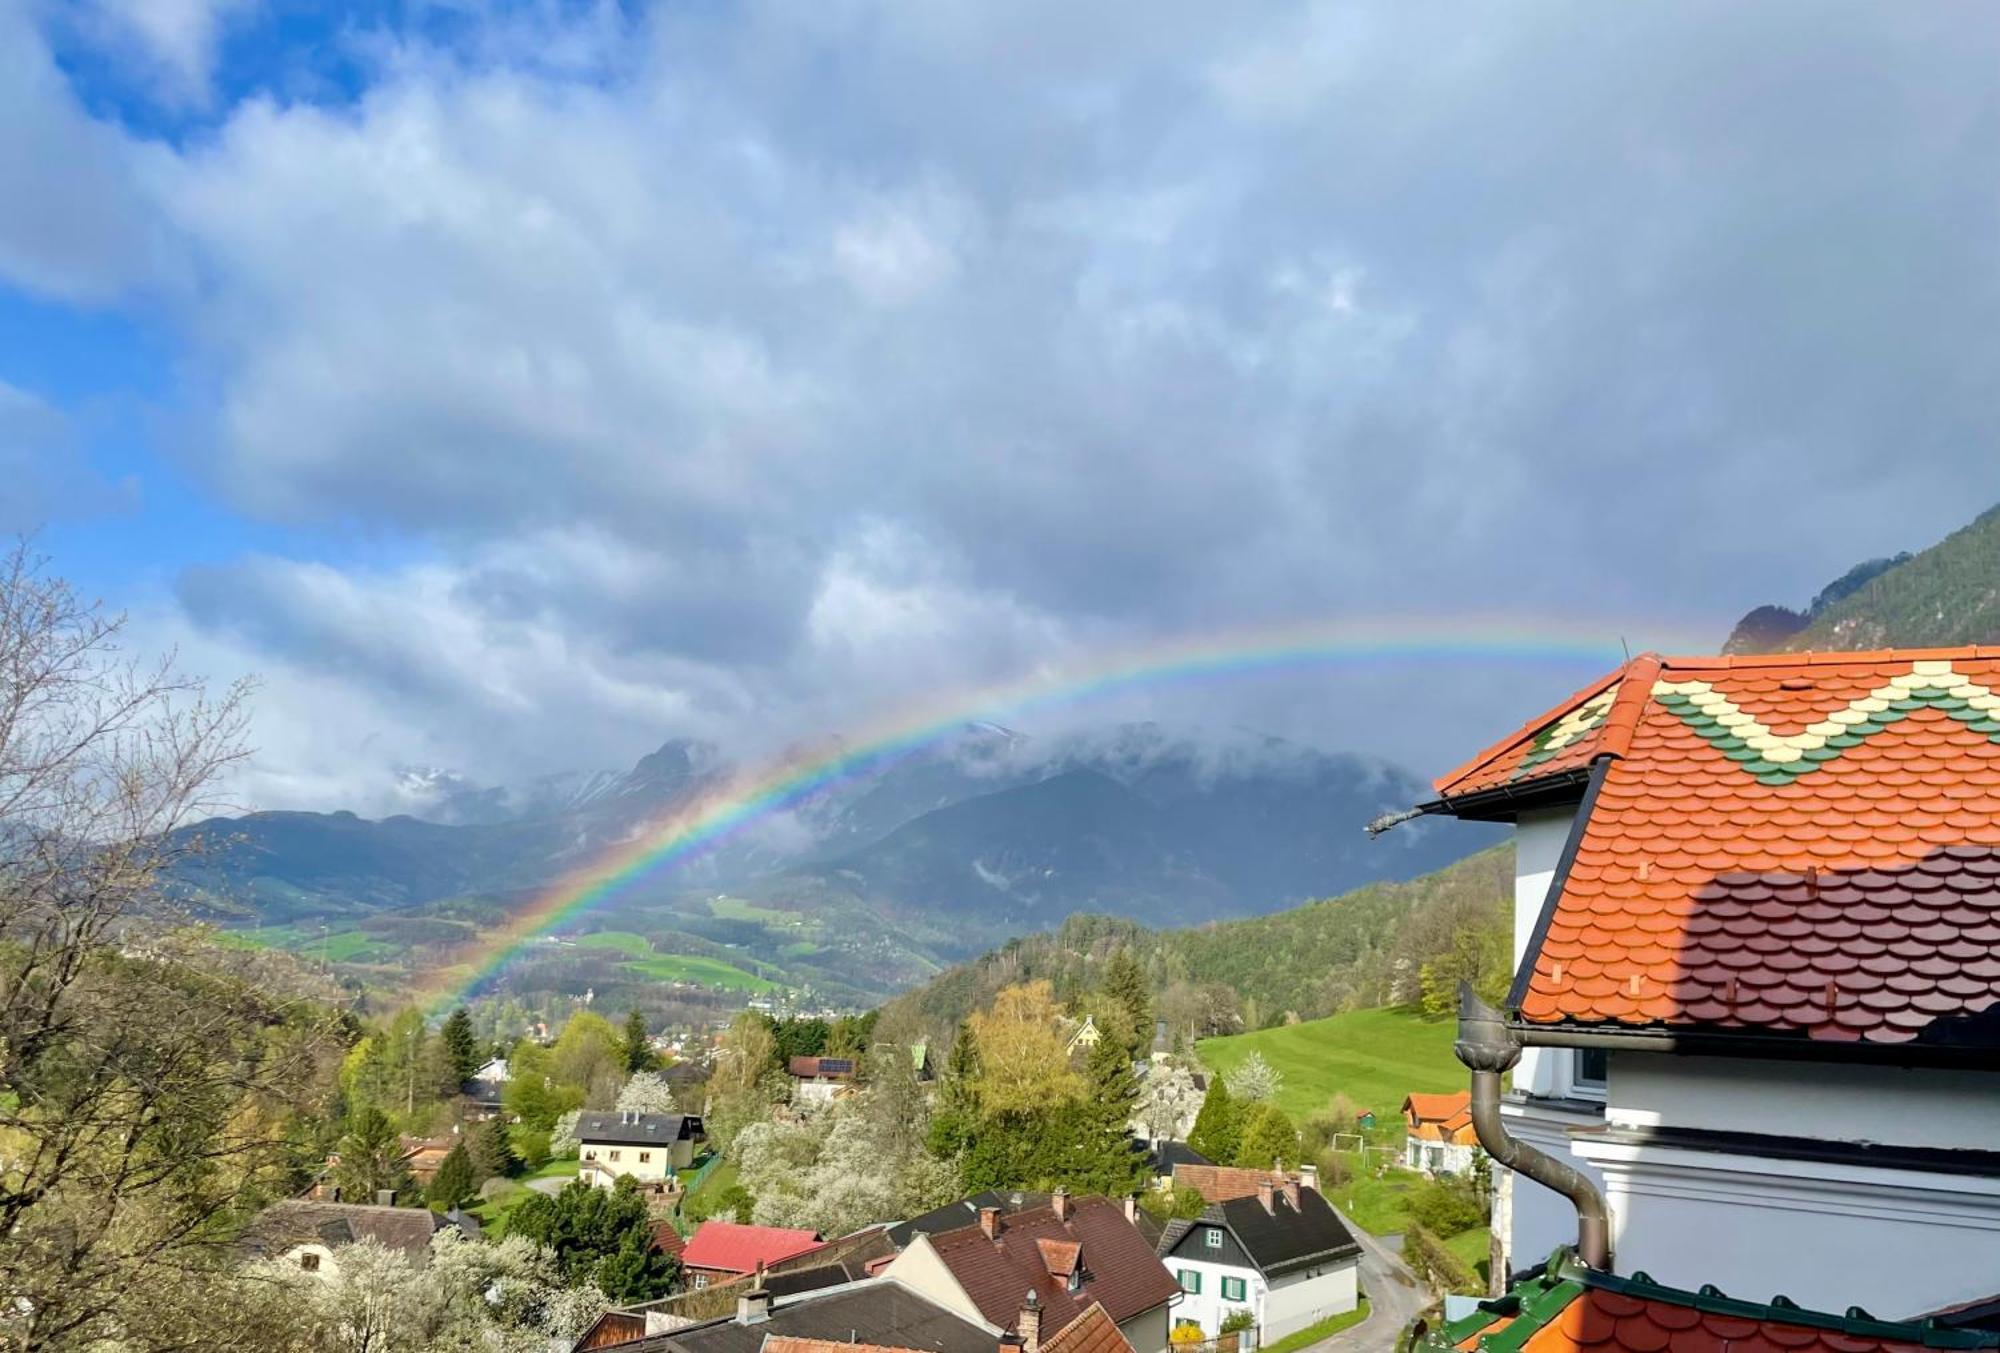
[1454,986,1521,1075]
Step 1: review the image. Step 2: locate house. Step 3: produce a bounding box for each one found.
[239,1199,469,1279]
[1173,1162,1320,1204]
[786,1056,857,1104]
[576,1276,1001,1353]
[679,1221,826,1290]
[577,1110,706,1186]
[461,1056,509,1117]
[1065,1015,1102,1056]
[881,1188,1178,1353]
[1146,1140,1211,1190]
[1156,1173,1360,1344]
[1401,1091,1478,1176]
[399,1135,457,1185]
[1385,648,2000,1318]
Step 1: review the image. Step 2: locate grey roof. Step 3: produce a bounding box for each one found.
[625,1278,996,1353]
[885,1189,1051,1249]
[240,1201,447,1262]
[1162,1189,1360,1279]
[577,1111,704,1148]
[1148,1140,1211,1174]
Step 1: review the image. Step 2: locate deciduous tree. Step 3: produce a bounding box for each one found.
[967,981,1080,1115]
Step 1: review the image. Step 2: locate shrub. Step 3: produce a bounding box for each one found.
[1408,1177,1485,1238]
[1404,1222,1481,1296]
[513,1130,552,1172]
[1220,1309,1256,1334]
[1312,1150,1352,1190]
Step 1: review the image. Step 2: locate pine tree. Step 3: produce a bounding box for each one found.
[1054,1034,1148,1195]
[595,1225,678,1302]
[1101,947,1153,1060]
[1235,1102,1300,1170]
[622,1008,652,1073]
[426,1142,476,1210]
[469,1117,521,1180]
[926,1020,982,1159]
[333,1106,416,1203]
[440,1007,481,1088]
[1187,1076,1242,1165]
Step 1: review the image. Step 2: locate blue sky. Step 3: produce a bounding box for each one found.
[4,0,1998,813]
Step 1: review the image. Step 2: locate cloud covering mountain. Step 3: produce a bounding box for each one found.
[5,2,1999,809]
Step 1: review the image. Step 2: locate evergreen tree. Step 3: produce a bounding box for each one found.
[622,1009,652,1073]
[1101,947,1153,1060]
[1054,1036,1148,1195]
[469,1117,522,1180]
[1235,1102,1300,1170]
[1187,1076,1242,1165]
[595,1224,678,1302]
[926,1020,982,1159]
[426,1142,476,1210]
[333,1106,416,1203]
[440,1007,482,1088]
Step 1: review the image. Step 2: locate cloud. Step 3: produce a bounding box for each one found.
[14,1,2000,807]
[61,0,256,107]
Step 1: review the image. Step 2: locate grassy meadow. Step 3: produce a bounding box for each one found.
[1194,1006,1465,1127]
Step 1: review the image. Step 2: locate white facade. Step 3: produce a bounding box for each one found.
[1404,1137,1477,1177]
[1495,805,2000,1318]
[578,1138,681,1185]
[1166,1246,1358,1344]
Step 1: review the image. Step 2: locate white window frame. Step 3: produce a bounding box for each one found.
[1204,1227,1223,1249]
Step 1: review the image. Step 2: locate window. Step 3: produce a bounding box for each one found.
[1178,1269,1201,1295]
[583,1150,596,1160]
[299,1253,320,1273]
[1574,1047,1608,1093]
[1204,1227,1223,1249]
[609,1150,622,1161]
[639,1152,651,1164]
[693,1274,709,1290]
[1221,1276,1247,1302]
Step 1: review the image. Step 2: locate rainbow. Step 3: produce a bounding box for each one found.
[419,614,1703,1012]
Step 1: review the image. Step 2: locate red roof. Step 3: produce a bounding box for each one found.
[920,1197,1177,1333]
[1435,665,1636,798]
[1172,1164,1305,1204]
[679,1221,825,1274]
[1443,649,2000,1043]
[649,1222,685,1259]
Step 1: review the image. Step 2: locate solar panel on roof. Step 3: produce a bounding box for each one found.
[819,1058,854,1074]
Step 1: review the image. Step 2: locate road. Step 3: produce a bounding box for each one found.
[1301,1210,1428,1353]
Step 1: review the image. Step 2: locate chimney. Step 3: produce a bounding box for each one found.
[1281,1175,1300,1209]
[735,1285,773,1325]
[1001,1334,1026,1353]
[1123,1195,1139,1224]
[1300,1162,1320,1194]
[375,1189,396,1208]
[1018,1291,1043,1353]
[1051,1187,1071,1223]
[1255,1179,1275,1215]
[979,1206,1002,1240]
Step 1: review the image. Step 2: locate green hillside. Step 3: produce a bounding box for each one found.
[1195,1007,1463,1126]
[884,844,1512,1037]
[1728,503,2000,653]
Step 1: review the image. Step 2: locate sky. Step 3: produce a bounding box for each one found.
[4,0,1998,815]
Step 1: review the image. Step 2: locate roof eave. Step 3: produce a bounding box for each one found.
[1373,766,1593,835]
[1511,1018,2000,1071]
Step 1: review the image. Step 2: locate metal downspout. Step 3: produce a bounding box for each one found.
[1455,985,1613,1271]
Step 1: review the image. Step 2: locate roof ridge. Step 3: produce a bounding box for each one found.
[1596,652,1660,760]
[1431,662,1632,794]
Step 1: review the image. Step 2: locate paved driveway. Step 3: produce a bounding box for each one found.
[1300,1208,1429,1353]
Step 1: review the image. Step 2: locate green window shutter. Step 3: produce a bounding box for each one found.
[1179,1269,1201,1294]
[1222,1276,1246,1301]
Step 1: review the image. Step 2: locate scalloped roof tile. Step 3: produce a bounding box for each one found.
[1440,648,2000,1045]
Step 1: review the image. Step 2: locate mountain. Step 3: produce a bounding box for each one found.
[1725,504,2000,653]
[177,722,1497,1006]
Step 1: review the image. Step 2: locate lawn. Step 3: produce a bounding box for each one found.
[1259,1297,1370,1353]
[626,953,777,993]
[1323,1157,1425,1234]
[1445,1226,1493,1288]
[708,896,796,924]
[1194,1007,1463,1126]
[473,1155,580,1237]
[576,930,653,957]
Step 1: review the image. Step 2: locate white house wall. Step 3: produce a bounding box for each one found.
[1573,1134,2000,1320]
[1511,809,1573,1098]
[1260,1263,1359,1342]
[1164,1255,1256,1339]
[1608,1055,2000,1152]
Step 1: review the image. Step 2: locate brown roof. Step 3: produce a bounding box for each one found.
[1171,1164,1304,1204]
[922,1197,1176,1333]
[765,1342,937,1353]
[1041,1304,1136,1353]
[240,1200,446,1261]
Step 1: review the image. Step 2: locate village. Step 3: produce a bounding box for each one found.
[236,648,2000,1353]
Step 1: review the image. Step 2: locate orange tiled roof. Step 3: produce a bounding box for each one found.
[1402,1091,1476,1146]
[1434,667,1637,798]
[1042,1304,1136,1353]
[1171,1164,1303,1204]
[1455,649,2000,1043]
